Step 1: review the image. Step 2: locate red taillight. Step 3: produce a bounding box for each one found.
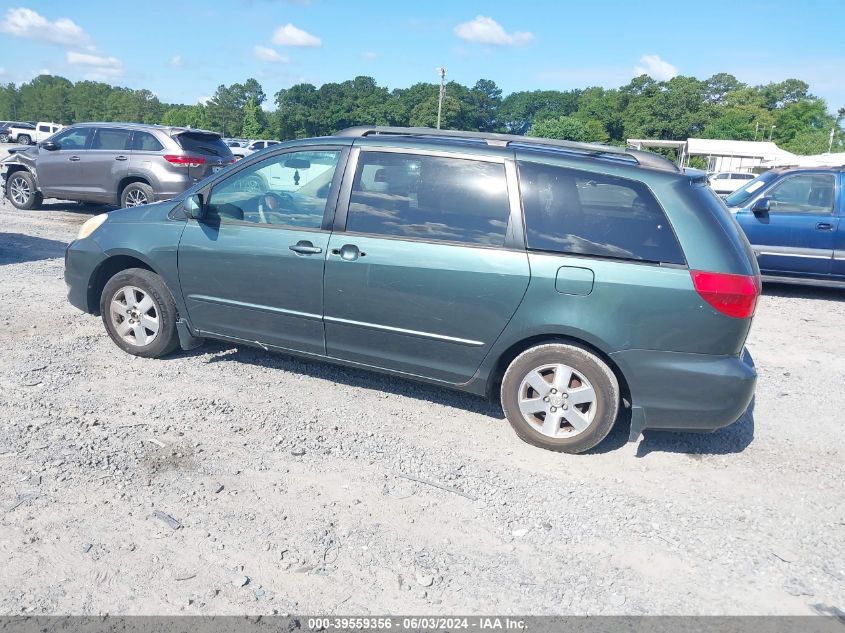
[691,270,761,319]
[163,154,206,167]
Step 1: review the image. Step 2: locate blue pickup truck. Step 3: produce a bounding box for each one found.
[725,167,844,287]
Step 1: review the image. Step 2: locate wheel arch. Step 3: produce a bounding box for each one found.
[484,333,631,408]
[87,252,158,315]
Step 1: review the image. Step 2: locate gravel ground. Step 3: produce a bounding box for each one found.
[0,194,843,616]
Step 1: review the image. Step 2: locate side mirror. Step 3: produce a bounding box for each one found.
[751,197,770,216]
[184,193,204,220]
[40,141,59,151]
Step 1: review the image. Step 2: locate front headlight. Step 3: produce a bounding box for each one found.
[77,213,108,240]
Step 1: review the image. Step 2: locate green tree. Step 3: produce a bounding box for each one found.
[529,115,607,142]
[241,96,264,138]
[410,95,462,129]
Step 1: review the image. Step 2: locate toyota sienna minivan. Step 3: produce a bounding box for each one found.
[64,126,760,453]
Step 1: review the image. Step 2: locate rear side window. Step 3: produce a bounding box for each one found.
[91,128,131,150]
[346,151,511,247]
[174,132,230,158]
[132,131,163,152]
[518,161,684,264]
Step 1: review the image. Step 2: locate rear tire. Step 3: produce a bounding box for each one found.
[18,134,32,145]
[501,343,620,453]
[6,171,43,210]
[100,268,179,358]
[120,182,154,208]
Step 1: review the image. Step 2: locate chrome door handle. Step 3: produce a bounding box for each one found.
[115,155,128,161]
[68,156,80,162]
[289,241,322,255]
[816,222,834,231]
[331,244,366,261]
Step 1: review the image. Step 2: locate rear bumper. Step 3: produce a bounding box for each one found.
[610,347,756,436]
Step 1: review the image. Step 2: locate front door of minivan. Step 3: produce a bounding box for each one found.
[177,147,347,354]
[735,173,838,277]
[322,149,529,384]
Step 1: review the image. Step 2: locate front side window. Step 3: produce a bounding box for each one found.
[519,161,685,264]
[766,174,835,214]
[206,149,341,228]
[49,127,91,151]
[91,128,131,151]
[346,152,511,247]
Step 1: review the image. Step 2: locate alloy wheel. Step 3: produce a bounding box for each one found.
[124,189,148,206]
[9,176,31,206]
[517,363,598,438]
[110,286,159,346]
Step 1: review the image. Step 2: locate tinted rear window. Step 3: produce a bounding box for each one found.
[347,151,511,247]
[518,161,685,264]
[173,132,231,158]
[132,131,163,152]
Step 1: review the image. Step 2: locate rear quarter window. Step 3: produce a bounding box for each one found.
[518,161,685,265]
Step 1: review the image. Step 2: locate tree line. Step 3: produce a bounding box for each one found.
[1,73,842,155]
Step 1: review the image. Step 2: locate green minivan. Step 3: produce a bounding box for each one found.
[65,127,760,453]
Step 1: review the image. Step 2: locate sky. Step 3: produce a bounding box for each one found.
[0,0,843,110]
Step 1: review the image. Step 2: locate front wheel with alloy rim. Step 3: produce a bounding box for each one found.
[6,171,43,210]
[120,182,154,208]
[501,343,620,453]
[100,268,179,358]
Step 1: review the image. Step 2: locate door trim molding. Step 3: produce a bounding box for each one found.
[753,244,832,260]
[323,315,485,347]
[186,294,322,321]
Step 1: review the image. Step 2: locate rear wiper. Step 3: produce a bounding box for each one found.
[198,145,221,157]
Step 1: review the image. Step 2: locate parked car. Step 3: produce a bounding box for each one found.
[1,122,235,209]
[64,126,759,453]
[232,139,280,159]
[0,121,62,145]
[709,171,756,195]
[725,167,844,287]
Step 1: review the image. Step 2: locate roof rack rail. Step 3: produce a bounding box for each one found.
[336,126,679,172]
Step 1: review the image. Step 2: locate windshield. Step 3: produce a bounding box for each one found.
[725,171,778,207]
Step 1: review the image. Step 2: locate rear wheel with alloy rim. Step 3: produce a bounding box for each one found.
[501,343,620,453]
[120,182,154,207]
[100,268,179,358]
[7,171,43,209]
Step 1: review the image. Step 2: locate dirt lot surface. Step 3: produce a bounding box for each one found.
[0,196,843,616]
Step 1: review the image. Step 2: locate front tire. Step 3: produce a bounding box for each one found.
[501,343,620,453]
[120,182,154,207]
[6,171,43,210]
[100,268,179,358]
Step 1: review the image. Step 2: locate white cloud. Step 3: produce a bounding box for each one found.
[66,51,124,80]
[0,7,92,48]
[197,96,212,105]
[170,55,183,67]
[253,45,289,63]
[271,23,321,47]
[0,67,6,76]
[633,54,678,81]
[454,16,533,46]
[361,51,377,61]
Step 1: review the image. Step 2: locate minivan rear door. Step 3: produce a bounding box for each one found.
[322,147,529,384]
[735,172,837,277]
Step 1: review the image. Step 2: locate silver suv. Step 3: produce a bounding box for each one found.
[1,122,235,209]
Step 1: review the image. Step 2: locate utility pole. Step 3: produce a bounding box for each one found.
[829,127,836,154]
[768,125,776,141]
[436,67,447,130]
[754,122,760,142]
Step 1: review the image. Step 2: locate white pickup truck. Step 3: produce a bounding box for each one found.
[0,122,63,145]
